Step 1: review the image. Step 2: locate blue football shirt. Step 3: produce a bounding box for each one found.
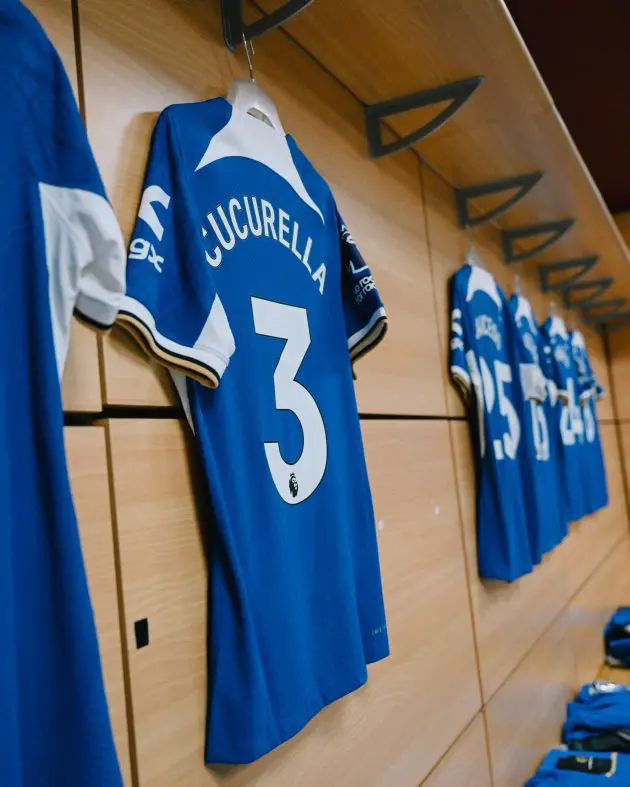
[509,294,565,561]
[526,749,630,785]
[570,330,608,515]
[120,97,389,763]
[541,316,587,523]
[450,263,537,581]
[0,2,126,785]
[564,681,630,742]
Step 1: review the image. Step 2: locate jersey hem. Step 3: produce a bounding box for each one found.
[75,292,119,330]
[205,669,373,765]
[118,306,223,389]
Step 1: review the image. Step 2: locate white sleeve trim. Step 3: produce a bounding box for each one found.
[450,364,471,394]
[348,307,387,360]
[39,182,126,378]
[118,296,231,388]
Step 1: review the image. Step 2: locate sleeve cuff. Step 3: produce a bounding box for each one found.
[450,365,471,398]
[75,292,119,330]
[117,296,228,388]
[348,308,387,362]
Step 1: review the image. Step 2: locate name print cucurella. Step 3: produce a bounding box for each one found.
[118,96,389,765]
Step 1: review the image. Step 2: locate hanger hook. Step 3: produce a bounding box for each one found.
[242,32,256,83]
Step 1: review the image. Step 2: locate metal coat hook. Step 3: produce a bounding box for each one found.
[243,33,255,82]
[222,0,315,52]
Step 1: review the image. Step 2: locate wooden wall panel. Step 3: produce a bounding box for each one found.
[556,424,628,601]
[620,423,630,493]
[420,715,492,787]
[567,537,630,686]
[65,427,132,785]
[609,327,630,421]
[107,418,480,787]
[486,612,577,787]
[450,420,570,702]
[24,0,104,412]
[79,0,444,416]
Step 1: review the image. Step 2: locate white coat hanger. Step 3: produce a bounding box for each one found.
[513,272,522,295]
[227,35,284,132]
[465,227,485,269]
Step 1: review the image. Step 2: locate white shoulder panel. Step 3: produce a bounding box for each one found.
[39,183,125,378]
[465,264,503,310]
[196,107,324,224]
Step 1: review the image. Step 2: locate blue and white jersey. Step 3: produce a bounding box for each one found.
[526,749,630,785]
[120,96,389,764]
[570,330,608,515]
[509,295,565,560]
[564,681,630,742]
[0,2,126,786]
[450,264,535,581]
[541,316,586,522]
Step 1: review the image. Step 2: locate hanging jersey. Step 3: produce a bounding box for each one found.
[120,98,389,764]
[538,333,570,547]
[450,263,535,581]
[0,2,126,786]
[541,316,586,522]
[509,295,564,560]
[570,330,608,515]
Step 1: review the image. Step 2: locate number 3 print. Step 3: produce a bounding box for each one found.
[251,297,328,504]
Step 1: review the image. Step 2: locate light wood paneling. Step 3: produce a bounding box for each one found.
[556,424,628,601]
[567,537,630,686]
[108,418,480,787]
[80,0,444,415]
[486,612,577,787]
[610,327,630,421]
[450,420,570,702]
[65,426,132,785]
[24,0,104,412]
[24,0,77,90]
[420,715,492,787]
[581,326,613,423]
[255,0,630,303]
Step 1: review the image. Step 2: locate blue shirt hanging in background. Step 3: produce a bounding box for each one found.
[509,294,566,561]
[541,316,587,523]
[450,263,543,581]
[120,94,390,764]
[0,1,126,785]
[570,329,608,516]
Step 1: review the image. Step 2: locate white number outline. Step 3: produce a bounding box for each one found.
[466,352,521,461]
[251,297,328,505]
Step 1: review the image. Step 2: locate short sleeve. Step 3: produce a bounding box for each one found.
[26,45,126,376]
[449,275,471,397]
[550,340,572,402]
[338,212,387,362]
[118,111,235,388]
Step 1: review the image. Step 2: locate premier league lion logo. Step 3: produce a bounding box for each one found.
[289,473,299,499]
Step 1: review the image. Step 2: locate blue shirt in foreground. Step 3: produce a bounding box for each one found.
[0,1,126,785]
[120,96,389,763]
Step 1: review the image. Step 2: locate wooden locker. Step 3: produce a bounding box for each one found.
[107,418,480,787]
[65,426,132,785]
[485,611,578,787]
